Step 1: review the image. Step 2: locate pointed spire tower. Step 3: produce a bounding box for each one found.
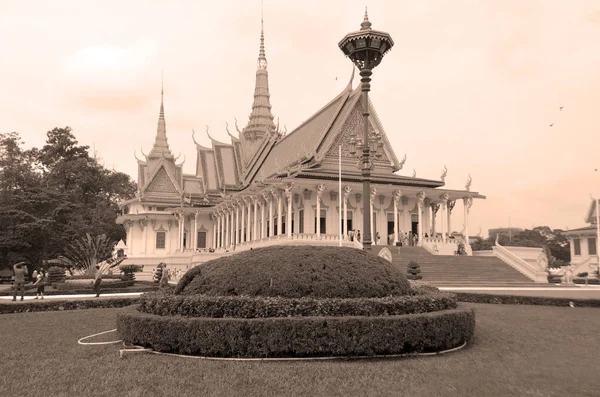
[240,9,277,165]
[149,78,174,159]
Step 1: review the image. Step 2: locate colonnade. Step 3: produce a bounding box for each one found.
[213,184,295,250]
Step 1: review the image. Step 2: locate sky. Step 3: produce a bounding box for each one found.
[1,0,600,237]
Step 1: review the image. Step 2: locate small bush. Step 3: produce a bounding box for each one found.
[121,264,143,282]
[47,266,66,285]
[153,263,166,283]
[409,280,440,295]
[406,260,423,280]
[138,291,457,318]
[577,272,589,278]
[117,306,475,358]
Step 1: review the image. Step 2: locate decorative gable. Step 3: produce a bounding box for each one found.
[146,167,177,194]
[324,102,390,163]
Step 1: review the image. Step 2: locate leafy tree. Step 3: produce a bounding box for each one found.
[471,226,571,264]
[0,127,136,271]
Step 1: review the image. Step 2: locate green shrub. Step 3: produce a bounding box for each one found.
[153,263,166,283]
[408,280,440,295]
[175,246,411,298]
[577,272,588,278]
[53,280,133,291]
[0,298,138,315]
[138,291,457,318]
[120,264,143,282]
[454,293,600,308]
[406,260,422,280]
[47,266,66,285]
[117,306,475,358]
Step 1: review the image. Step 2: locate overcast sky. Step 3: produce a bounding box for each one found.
[2,0,599,237]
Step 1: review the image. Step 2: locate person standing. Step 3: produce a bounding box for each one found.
[159,265,169,289]
[94,265,102,298]
[12,263,28,302]
[34,270,45,299]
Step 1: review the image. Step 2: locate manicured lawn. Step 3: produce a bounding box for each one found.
[1,303,599,397]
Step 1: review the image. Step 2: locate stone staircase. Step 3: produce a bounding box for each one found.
[373,245,538,285]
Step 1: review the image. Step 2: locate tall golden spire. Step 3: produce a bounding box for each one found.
[149,77,173,158]
[240,7,276,163]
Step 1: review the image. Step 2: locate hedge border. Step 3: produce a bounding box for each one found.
[454,293,600,308]
[138,292,457,318]
[117,305,475,358]
[0,284,158,297]
[0,298,139,314]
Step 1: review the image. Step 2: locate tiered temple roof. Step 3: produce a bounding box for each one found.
[123,14,485,211]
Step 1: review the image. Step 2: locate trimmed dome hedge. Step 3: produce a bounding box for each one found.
[174,245,411,298]
[117,246,476,358]
[117,306,475,358]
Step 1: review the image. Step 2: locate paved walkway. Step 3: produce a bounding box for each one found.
[0,292,143,301]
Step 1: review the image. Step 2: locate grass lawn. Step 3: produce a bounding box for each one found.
[1,303,599,397]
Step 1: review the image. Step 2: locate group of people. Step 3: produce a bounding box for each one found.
[11,263,47,301]
[9,262,104,301]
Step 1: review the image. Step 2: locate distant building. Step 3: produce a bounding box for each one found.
[563,199,599,275]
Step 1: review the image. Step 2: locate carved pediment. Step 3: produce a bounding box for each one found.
[146,167,177,193]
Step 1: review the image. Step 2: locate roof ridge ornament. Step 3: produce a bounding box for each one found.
[440,165,448,182]
[465,174,472,191]
[398,153,407,170]
[412,169,416,178]
[234,118,242,134]
[192,129,200,146]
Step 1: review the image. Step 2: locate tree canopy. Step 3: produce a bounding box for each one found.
[0,127,137,270]
[471,226,571,266]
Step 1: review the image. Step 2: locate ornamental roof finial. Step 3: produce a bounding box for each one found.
[361,6,372,31]
[259,1,266,64]
[159,70,164,120]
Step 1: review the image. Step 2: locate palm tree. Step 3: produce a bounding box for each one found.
[54,233,118,276]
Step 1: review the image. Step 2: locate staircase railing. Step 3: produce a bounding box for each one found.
[492,237,548,282]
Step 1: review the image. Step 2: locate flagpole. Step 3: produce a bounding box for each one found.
[339,144,342,246]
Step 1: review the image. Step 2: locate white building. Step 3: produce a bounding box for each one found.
[116,16,485,272]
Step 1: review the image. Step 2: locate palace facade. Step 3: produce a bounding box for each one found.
[116,17,486,270]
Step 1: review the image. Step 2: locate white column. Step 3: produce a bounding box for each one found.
[440,194,449,243]
[261,195,266,239]
[277,191,282,237]
[286,187,293,238]
[417,192,425,246]
[268,193,273,238]
[125,221,133,254]
[316,185,324,238]
[193,212,199,250]
[179,213,185,251]
[464,197,472,252]
[223,208,230,248]
[246,200,251,242]
[215,212,221,249]
[231,208,235,247]
[141,219,148,254]
[393,190,401,244]
[343,186,351,240]
[253,198,258,241]
[240,200,246,243]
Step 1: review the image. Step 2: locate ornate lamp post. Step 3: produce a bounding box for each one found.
[339,8,394,251]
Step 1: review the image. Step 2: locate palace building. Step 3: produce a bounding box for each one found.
[116,16,486,271]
